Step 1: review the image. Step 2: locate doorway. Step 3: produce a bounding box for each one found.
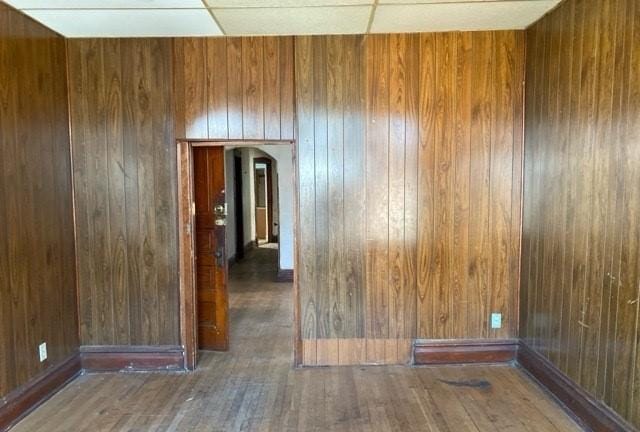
[253,157,274,245]
[177,140,299,370]
[225,148,283,272]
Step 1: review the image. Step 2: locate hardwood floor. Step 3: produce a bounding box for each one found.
[14,246,580,431]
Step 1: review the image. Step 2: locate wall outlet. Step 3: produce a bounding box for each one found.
[38,342,47,362]
[491,313,502,329]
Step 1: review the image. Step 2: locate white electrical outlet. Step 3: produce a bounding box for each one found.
[491,313,502,329]
[38,342,47,362]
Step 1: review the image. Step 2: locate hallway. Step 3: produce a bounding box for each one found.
[224,244,292,365]
[13,246,580,431]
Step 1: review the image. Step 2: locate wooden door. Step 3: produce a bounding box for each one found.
[193,147,229,351]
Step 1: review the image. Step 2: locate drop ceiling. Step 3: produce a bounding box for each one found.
[2,0,562,37]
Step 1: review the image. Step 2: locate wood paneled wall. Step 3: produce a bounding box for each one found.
[67,39,179,346]
[0,3,78,397]
[67,32,524,363]
[296,32,524,365]
[67,36,296,348]
[521,0,640,427]
[174,37,295,141]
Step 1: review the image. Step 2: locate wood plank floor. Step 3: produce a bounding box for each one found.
[14,246,581,431]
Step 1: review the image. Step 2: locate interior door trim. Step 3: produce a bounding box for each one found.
[176,139,299,371]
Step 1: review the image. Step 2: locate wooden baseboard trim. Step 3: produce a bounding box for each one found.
[0,352,81,431]
[80,345,185,372]
[516,342,634,432]
[413,339,518,365]
[276,269,294,282]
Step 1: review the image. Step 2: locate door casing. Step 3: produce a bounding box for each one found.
[177,139,299,371]
[253,157,275,244]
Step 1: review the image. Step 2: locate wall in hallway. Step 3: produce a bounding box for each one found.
[520,0,640,427]
[0,3,78,398]
[223,147,260,258]
[226,146,294,271]
[241,148,258,248]
[270,156,280,239]
[296,33,524,365]
[224,149,238,261]
[67,38,180,346]
[261,145,294,271]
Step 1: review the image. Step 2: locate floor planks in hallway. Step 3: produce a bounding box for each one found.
[13,246,581,431]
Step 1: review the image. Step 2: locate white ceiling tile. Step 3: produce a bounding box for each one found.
[378,0,504,3]
[205,0,371,7]
[3,0,205,9]
[23,9,222,37]
[214,6,371,35]
[371,1,558,33]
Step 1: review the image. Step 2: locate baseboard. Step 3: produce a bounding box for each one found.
[413,338,518,365]
[4,340,633,432]
[276,268,294,282]
[517,342,635,432]
[0,352,81,431]
[80,345,185,372]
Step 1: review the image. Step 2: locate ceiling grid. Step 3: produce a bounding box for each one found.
[1,0,561,37]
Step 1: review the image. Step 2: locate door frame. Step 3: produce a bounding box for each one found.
[177,139,299,371]
[253,157,275,244]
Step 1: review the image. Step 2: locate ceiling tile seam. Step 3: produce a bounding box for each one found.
[18,7,208,10]
[203,0,550,9]
[202,0,227,35]
[14,0,558,11]
[207,4,374,10]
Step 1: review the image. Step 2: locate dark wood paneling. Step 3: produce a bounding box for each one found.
[414,339,518,365]
[520,0,640,428]
[69,36,294,354]
[296,35,370,365]
[67,39,179,346]
[0,3,78,399]
[174,37,295,141]
[418,31,524,342]
[296,33,524,365]
[67,32,524,369]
